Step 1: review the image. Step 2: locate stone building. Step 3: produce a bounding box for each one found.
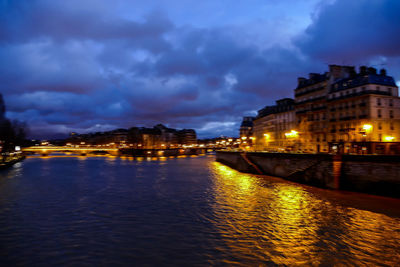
[251,65,400,154]
[177,129,197,145]
[253,98,296,151]
[66,124,197,149]
[239,117,255,138]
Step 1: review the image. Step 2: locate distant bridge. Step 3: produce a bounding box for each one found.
[22,146,119,156]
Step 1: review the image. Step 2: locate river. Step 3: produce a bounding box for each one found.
[0,154,399,265]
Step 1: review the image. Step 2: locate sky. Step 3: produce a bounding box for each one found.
[1,0,400,139]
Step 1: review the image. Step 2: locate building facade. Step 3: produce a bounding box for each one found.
[252,65,400,154]
[253,98,296,151]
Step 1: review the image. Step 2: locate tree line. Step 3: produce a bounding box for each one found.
[0,93,27,152]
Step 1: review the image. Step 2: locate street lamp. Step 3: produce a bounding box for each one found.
[362,124,373,132]
[384,136,395,142]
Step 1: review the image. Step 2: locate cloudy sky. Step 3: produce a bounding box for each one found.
[1,0,400,139]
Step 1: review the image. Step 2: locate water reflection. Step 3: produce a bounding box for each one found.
[210,162,400,265]
[1,156,399,265]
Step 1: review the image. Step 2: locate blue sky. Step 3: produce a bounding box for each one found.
[1,0,399,139]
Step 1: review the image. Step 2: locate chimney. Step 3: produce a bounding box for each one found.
[298,77,306,85]
[309,73,319,80]
[329,65,342,80]
[367,67,377,75]
[360,66,367,75]
[380,68,387,76]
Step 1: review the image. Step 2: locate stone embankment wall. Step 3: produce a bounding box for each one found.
[216,151,400,198]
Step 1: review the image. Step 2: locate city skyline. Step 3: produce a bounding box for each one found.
[1,0,400,139]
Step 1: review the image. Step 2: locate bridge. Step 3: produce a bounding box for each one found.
[22,145,220,157]
[22,146,120,156]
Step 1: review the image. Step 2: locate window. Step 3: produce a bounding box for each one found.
[389,99,393,106]
[388,88,392,95]
[379,134,382,142]
[376,86,380,91]
[378,109,382,118]
[390,110,394,118]
[378,122,382,130]
[390,123,394,130]
[377,98,381,106]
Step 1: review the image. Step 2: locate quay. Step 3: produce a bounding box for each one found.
[216,150,400,198]
[0,152,25,170]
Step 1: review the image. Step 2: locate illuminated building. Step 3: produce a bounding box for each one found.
[253,98,296,151]
[177,129,197,145]
[65,124,197,149]
[326,66,400,154]
[239,117,255,138]
[239,117,255,149]
[251,65,400,154]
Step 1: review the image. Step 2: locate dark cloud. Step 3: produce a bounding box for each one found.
[297,0,400,63]
[1,0,399,138]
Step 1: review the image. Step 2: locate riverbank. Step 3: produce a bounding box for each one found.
[216,150,400,198]
[0,152,25,170]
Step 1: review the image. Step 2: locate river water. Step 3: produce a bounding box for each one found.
[0,154,399,266]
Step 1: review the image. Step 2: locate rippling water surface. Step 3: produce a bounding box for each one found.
[0,154,400,265]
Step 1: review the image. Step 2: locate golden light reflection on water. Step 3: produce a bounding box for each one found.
[210,162,400,265]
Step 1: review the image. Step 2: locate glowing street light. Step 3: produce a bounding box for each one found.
[362,124,373,132]
[384,136,395,142]
[285,130,299,138]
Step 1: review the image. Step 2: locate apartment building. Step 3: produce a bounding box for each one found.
[252,65,400,154]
